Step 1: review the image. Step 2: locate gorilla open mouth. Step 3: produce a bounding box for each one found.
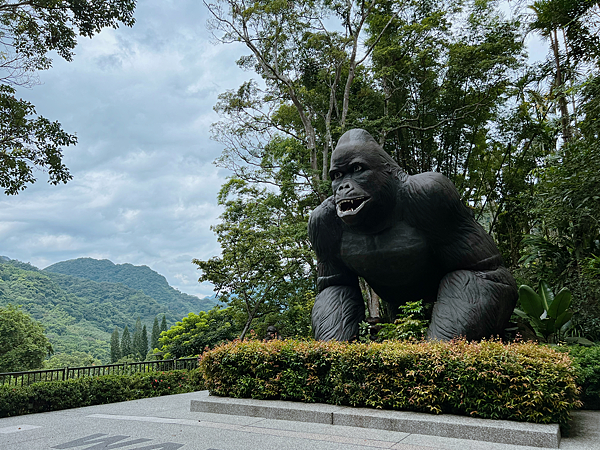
[336,197,370,217]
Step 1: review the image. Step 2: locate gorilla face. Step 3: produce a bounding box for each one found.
[330,132,399,229]
[330,147,373,225]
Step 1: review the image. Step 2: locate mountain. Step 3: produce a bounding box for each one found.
[44,258,216,318]
[0,257,217,363]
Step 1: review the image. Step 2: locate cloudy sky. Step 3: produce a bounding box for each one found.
[0,1,250,297]
[0,1,546,299]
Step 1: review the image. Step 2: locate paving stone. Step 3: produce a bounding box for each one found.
[190,393,561,448]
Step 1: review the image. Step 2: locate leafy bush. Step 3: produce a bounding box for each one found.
[0,369,204,418]
[158,307,240,358]
[374,300,430,341]
[199,339,581,426]
[564,345,600,409]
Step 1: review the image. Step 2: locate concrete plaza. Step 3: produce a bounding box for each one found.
[1,391,598,450]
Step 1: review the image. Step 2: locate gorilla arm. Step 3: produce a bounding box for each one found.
[404,173,517,340]
[308,196,365,341]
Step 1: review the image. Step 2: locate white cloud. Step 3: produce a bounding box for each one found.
[0,0,249,299]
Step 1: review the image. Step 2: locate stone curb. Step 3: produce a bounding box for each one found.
[190,393,560,448]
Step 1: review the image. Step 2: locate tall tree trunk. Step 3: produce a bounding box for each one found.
[359,278,380,319]
[551,28,571,142]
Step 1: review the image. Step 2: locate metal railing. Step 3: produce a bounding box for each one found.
[0,357,198,387]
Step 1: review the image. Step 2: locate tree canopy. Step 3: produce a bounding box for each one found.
[158,307,240,358]
[0,0,137,194]
[200,0,600,342]
[0,304,53,372]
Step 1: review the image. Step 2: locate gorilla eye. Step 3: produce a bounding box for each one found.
[353,164,363,172]
[333,171,343,180]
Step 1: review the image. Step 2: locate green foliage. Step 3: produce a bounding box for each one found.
[514,281,575,343]
[44,257,217,318]
[151,317,160,351]
[159,307,240,359]
[519,133,600,340]
[0,85,76,194]
[0,258,210,363]
[141,324,148,358]
[567,345,600,409]
[0,369,204,418]
[131,318,147,360]
[110,328,121,363]
[0,1,136,194]
[0,304,53,372]
[200,339,581,426]
[373,300,430,342]
[194,179,314,340]
[121,326,132,358]
[43,351,100,369]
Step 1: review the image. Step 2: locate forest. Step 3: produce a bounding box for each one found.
[191,0,600,346]
[0,257,216,366]
[3,0,600,369]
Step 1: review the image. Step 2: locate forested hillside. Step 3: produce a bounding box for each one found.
[44,258,216,318]
[0,258,217,363]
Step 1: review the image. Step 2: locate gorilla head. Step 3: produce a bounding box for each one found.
[330,129,405,229]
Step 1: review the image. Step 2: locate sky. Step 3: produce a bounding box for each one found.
[0,1,548,299]
[0,1,249,297]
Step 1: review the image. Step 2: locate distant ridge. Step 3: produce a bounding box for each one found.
[44,257,217,317]
[0,257,217,362]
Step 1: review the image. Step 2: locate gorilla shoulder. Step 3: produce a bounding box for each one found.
[403,172,471,228]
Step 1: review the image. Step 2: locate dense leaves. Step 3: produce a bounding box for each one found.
[203,0,600,342]
[0,369,203,418]
[0,85,76,194]
[193,178,314,340]
[0,304,53,372]
[0,0,137,193]
[0,258,214,362]
[200,339,581,426]
[158,307,240,358]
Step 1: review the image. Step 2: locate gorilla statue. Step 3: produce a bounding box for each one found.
[309,129,518,341]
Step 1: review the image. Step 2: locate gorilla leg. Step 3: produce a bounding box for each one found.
[427,267,517,341]
[312,285,365,341]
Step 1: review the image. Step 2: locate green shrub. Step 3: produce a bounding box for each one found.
[566,345,600,409]
[199,339,581,426]
[0,369,204,418]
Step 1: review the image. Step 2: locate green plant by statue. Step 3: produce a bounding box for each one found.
[514,280,593,345]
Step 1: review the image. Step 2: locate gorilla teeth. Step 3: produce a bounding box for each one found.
[339,197,367,213]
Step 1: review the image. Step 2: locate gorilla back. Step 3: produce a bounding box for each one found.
[309,128,517,342]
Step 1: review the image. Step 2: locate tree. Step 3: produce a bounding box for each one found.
[205,0,528,325]
[44,351,100,369]
[151,316,160,350]
[160,315,167,333]
[120,325,132,358]
[110,327,121,363]
[0,85,77,194]
[158,307,240,358]
[0,304,53,372]
[0,0,137,194]
[132,317,143,359]
[140,324,148,358]
[194,179,314,340]
[205,0,400,196]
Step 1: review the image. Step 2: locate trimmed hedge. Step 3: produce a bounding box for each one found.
[0,369,204,418]
[199,339,581,426]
